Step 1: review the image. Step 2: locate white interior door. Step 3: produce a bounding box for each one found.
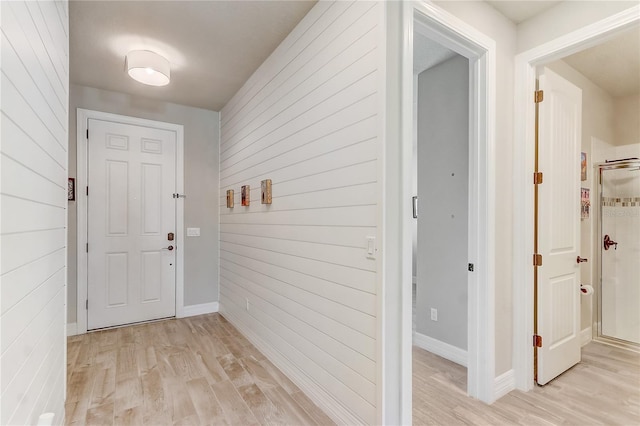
[87,118,177,330]
[536,67,582,385]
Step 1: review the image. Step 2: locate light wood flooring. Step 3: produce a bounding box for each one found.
[67,313,639,425]
[65,313,335,425]
[413,342,640,425]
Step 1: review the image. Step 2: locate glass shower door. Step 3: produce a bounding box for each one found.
[599,163,640,346]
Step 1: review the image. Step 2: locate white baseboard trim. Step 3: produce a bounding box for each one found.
[66,322,78,337]
[581,326,592,347]
[180,302,219,318]
[413,332,467,367]
[494,369,515,400]
[219,306,361,426]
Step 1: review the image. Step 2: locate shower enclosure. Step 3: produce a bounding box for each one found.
[595,159,640,349]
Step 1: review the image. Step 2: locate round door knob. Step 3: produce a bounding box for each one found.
[167,245,174,251]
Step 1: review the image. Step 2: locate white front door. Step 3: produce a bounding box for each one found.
[536,67,582,385]
[87,118,177,330]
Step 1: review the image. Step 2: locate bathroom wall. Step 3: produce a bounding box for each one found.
[614,94,640,147]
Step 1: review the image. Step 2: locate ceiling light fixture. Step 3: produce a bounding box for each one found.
[125,50,170,86]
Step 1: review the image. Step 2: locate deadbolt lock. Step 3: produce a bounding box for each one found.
[168,232,174,241]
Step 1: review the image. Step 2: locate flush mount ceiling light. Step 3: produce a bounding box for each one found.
[125,50,170,86]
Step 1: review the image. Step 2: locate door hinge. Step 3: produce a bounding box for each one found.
[533,253,542,266]
[86,299,88,310]
[534,90,544,103]
[86,243,88,253]
[86,129,89,139]
[86,186,89,196]
[533,334,542,347]
[533,172,543,185]
[468,263,474,272]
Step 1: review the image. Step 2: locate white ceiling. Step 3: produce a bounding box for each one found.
[562,26,640,97]
[69,1,316,111]
[486,1,561,24]
[70,1,639,112]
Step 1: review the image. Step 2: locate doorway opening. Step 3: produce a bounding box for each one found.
[412,35,470,369]
[513,6,640,390]
[394,3,497,421]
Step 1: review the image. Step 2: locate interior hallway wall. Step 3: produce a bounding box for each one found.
[1,1,69,424]
[218,1,382,423]
[433,0,517,377]
[67,84,220,324]
[415,55,469,353]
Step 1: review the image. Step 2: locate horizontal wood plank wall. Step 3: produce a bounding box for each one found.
[0,1,69,425]
[219,1,381,424]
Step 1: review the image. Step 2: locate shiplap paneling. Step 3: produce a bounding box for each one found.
[1,1,68,425]
[219,1,382,424]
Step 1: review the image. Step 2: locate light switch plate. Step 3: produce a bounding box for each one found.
[366,236,376,259]
[186,227,200,237]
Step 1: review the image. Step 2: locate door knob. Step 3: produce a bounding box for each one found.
[577,256,588,263]
[604,235,617,250]
[162,245,174,251]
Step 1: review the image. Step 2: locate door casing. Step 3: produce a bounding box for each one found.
[512,6,640,391]
[76,108,185,335]
[382,2,497,423]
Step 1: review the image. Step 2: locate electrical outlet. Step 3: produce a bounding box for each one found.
[246,298,249,311]
[430,308,438,321]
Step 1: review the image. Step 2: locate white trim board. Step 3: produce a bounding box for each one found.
[494,369,515,400]
[581,327,593,347]
[512,6,640,392]
[384,2,497,421]
[67,323,78,337]
[180,302,219,318]
[75,108,185,335]
[413,332,467,367]
[219,306,361,426]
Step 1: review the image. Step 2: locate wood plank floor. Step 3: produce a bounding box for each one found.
[65,313,335,425]
[413,342,640,425]
[67,313,639,425]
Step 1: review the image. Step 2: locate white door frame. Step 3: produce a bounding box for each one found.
[512,5,639,391]
[76,108,185,334]
[382,1,497,422]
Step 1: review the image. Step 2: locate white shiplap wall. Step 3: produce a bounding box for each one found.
[219,1,382,424]
[1,1,69,424]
